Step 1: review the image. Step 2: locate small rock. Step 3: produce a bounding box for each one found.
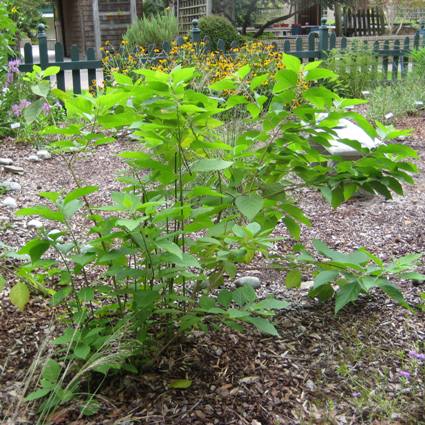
[0,158,14,166]
[234,276,261,289]
[0,181,21,192]
[1,197,17,209]
[300,281,314,291]
[28,219,43,229]
[27,154,41,162]
[305,379,316,391]
[37,150,52,160]
[3,165,24,175]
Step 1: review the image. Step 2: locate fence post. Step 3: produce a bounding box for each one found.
[37,23,49,70]
[319,17,329,58]
[191,19,201,43]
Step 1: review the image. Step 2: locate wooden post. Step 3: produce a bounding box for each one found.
[206,0,212,15]
[92,0,102,58]
[37,24,49,69]
[130,0,138,24]
[335,3,342,37]
[319,17,329,57]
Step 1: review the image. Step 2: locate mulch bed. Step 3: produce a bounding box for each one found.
[1,115,424,425]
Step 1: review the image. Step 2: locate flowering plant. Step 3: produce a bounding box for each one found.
[0,63,63,141]
[102,40,286,95]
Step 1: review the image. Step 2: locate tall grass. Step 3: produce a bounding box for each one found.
[123,11,178,48]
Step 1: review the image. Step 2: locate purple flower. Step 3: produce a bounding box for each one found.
[8,59,21,73]
[10,99,31,117]
[4,59,21,88]
[352,391,361,398]
[42,102,51,115]
[409,351,425,361]
[399,370,411,379]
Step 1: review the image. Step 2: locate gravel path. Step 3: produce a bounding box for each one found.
[0,115,424,424]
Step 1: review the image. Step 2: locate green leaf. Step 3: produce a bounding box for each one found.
[191,159,233,172]
[80,399,101,416]
[283,216,300,240]
[314,270,339,287]
[50,287,72,306]
[335,282,361,313]
[377,280,408,307]
[31,80,50,98]
[74,343,90,360]
[169,379,192,389]
[25,387,52,401]
[16,206,64,222]
[171,67,195,83]
[273,69,298,93]
[235,194,264,221]
[43,66,60,77]
[19,239,50,263]
[209,78,236,91]
[42,359,62,383]
[63,199,83,219]
[155,240,183,260]
[0,275,6,292]
[24,98,44,124]
[64,186,98,204]
[285,270,302,288]
[9,282,30,311]
[243,316,279,336]
[233,285,256,306]
[253,297,289,310]
[250,74,269,90]
[305,68,337,81]
[235,64,251,79]
[282,53,301,73]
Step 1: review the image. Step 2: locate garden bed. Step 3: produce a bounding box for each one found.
[0,114,424,424]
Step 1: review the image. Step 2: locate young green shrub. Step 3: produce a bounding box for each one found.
[199,15,240,49]
[323,46,380,98]
[123,11,178,48]
[5,55,424,417]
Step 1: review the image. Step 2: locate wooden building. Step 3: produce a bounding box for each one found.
[54,0,143,56]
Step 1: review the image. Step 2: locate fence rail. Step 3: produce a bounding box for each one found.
[19,20,425,95]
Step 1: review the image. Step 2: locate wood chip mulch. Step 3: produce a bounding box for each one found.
[1,115,424,425]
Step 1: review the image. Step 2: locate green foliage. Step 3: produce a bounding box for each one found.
[142,0,169,17]
[6,0,49,40]
[13,55,422,415]
[199,15,240,49]
[367,47,425,121]
[323,46,380,98]
[292,240,425,313]
[367,79,425,121]
[0,2,17,67]
[0,64,63,140]
[123,11,178,49]
[410,47,425,79]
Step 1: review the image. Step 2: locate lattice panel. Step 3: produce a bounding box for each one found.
[177,0,210,33]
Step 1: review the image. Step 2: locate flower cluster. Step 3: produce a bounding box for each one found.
[11,99,30,116]
[409,350,425,361]
[5,59,21,88]
[102,40,285,93]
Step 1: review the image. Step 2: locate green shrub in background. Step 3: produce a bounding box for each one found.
[123,11,178,48]
[367,47,425,121]
[323,46,380,98]
[367,80,425,121]
[410,47,425,81]
[199,15,240,48]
